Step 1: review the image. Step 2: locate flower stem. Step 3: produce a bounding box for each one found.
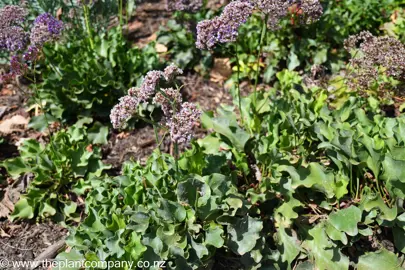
[174,142,179,175]
[153,124,161,154]
[118,0,124,36]
[253,15,268,108]
[235,45,243,125]
[32,62,57,156]
[83,5,94,49]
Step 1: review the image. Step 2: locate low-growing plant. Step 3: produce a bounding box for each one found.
[0,123,110,222]
[38,27,161,122]
[58,70,405,269]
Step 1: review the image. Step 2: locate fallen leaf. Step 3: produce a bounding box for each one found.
[0,228,10,238]
[155,43,168,53]
[0,115,29,134]
[210,58,232,83]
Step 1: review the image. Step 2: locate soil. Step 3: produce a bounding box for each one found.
[0,220,67,270]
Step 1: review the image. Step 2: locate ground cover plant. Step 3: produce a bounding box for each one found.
[1,0,405,270]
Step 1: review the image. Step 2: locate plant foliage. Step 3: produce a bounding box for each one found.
[1,123,110,222]
[59,71,405,269]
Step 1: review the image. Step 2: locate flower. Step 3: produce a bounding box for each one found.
[168,102,201,143]
[138,71,164,101]
[344,31,405,90]
[153,87,183,117]
[30,13,63,47]
[166,0,203,12]
[196,0,253,50]
[110,95,139,129]
[0,5,28,51]
[164,64,183,81]
[23,46,40,62]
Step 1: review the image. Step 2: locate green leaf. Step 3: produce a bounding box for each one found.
[205,222,224,248]
[328,206,362,236]
[28,114,56,132]
[54,249,84,270]
[177,176,211,208]
[357,249,403,270]
[393,227,405,254]
[288,50,300,71]
[227,216,263,255]
[277,226,301,267]
[1,157,28,179]
[325,222,348,245]
[10,197,34,220]
[303,223,349,270]
[202,111,250,151]
[87,122,109,145]
[361,194,397,222]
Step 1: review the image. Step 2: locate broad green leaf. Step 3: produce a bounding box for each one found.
[227,216,263,255]
[357,249,403,270]
[54,249,84,270]
[205,223,224,248]
[328,206,362,236]
[28,114,56,132]
[10,197,34,220]
[325,222,348,245]
[87,122,109,145]
[393,227,405,253]
[361,194,397,222]
[277,226,301,268]
[303,223,349,270]
[1,157,29,179]
[177,176,211,208]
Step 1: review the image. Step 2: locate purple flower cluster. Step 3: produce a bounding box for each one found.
[166,0,203,12]
[255,0,323,29]
[0,6,63,83]
[0,5,28,51]
[153,87,183,117]
[164,63,184,81]
[298,0,323,24]
[30,13,64,47]
[256,0,290,29]
[138,70,164,101]
[110,96,140,129]
[344,31,405,90]
[196,0,253,50]
[168,102,201,143]
[110,64,201,143]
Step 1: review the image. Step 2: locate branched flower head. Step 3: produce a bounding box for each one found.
[166,0,203,12]
[164,63,183,81]
[153,87,183,117]
[110,95,139,129]
[110,64,201,144]
[168,102,201,143]
[138,70,164,101]
[196,0,253,50]
[297,0,323,24]
[30,13,63,47]
[344,31,405,90]
[0,5,28,51]
[255,0,322,29]
[23,46,40,62]
[256,0,290,29]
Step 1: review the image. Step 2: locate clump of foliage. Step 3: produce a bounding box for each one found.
[57,70,405,269]
[1,123,110,222]
[38,27,161,122]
